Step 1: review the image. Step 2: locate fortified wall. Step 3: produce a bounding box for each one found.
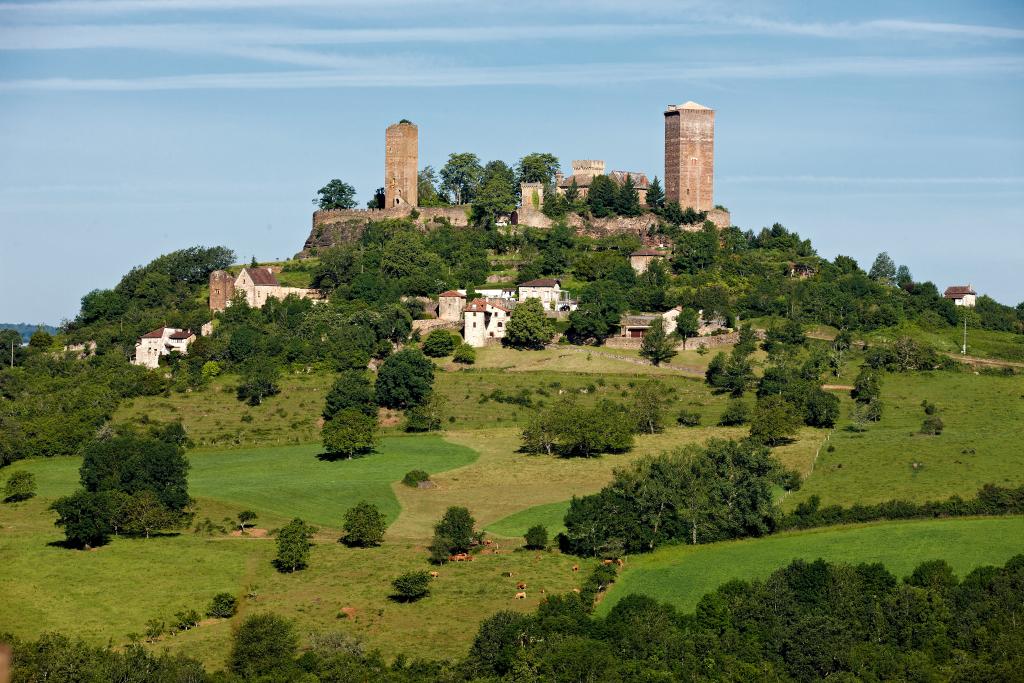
[297,205,471,257]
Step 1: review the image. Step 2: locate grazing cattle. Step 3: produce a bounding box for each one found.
[602,559,614,565]
[484,539,493,546]
[449,553,469,562]
[539,589,546,594]
[572,564,579,572]
[502,571,514,577]
[515,591,526,599]
[616,558,625,566]
[429,571,439,578]
[516,582,527,590]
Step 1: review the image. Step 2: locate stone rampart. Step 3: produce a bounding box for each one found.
[299,206,471,257]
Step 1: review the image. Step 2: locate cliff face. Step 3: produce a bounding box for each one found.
[295,206,471,257]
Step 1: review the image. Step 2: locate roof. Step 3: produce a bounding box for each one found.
[242,267,279,287]
[631,249,666,257]
[439,290,465,298]
[168,330,194,340]
[667,101,710,111]
[607,171,650,190]
[520,278,560,288]
[465,298,510,314]
[621,314,660,327]
[141,327,169,339]
[944,285,976,298]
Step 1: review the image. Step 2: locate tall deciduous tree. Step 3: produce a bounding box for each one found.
[375,348,435,409]
[516,152,561,185]
[274,518,317,572]
[323,370,376,419]
[230,614,299,680]
[504,298,554,349]
[314,179,357,210]
[440,153,483,204]
[321,408,378,459]
[342,501,387,547]
[639,318,677,366]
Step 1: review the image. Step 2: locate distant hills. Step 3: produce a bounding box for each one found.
[1,323,59,344]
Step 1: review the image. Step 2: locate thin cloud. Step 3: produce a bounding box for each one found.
[726,175,1024,185]
[1,56,1020,91]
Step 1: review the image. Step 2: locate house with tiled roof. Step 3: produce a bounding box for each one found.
[630,248,668,274]
[209,266,322,312]
[519,278,569,310]
[464,298,511,347]
[132,327,195,368]
[943,285,977,308]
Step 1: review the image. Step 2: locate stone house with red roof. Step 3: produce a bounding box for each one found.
[943,285,977,308]
[464,298,511,347]
[133,327,195,369]
[209,266,321,312]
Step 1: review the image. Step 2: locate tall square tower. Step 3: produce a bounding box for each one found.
[664,102,714,211]
[385,120,418,207]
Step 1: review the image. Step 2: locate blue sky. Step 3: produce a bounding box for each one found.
[1,0,1022,324]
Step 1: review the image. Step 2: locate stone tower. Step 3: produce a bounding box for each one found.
[385,120,418,208]
[664,102,714,211]
[208,270,235,312]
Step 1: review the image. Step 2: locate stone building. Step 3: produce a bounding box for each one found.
[133,327,195,369]
[438,290,466,321]
[944,285,977,307]
[664,101,714,212]
[617,307,682,339]
[464,298,511,347]
[209,267,320,312]
[553,161,649,205]
[518,278,568,311]
[385,120,418,208]
[629,248,668,274]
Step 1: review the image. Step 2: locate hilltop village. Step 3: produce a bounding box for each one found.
[129,102,981,366]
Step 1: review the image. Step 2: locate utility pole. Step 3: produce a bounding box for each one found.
[962,313,968,355]
[9,339,13,368]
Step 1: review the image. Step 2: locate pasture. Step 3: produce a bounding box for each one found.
[599,516,1024,616]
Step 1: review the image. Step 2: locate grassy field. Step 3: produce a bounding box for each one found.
[598,516,1024,616]
[784,371,1024,510]
[868,321,1024,363]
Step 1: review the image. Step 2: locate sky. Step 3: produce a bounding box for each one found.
[1,0,1022,325]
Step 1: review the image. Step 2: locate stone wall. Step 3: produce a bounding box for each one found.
[298,206,471,257]
[604,330,739,351]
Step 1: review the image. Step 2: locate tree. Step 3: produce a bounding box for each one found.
[869,251,897,285]
[80,434,190,512]
[322,408,378,459]
[639,318,677,366]
[119,489,178,538]
[587,175,618,217]
[230,613,299,680]
[516,152,561,185]
[521,409,564,456]
[236,357,280,406]
[404,393,445,432]
[375,348,435,409]
[646,176,664,209]
[672,223,719,274]
[896,264,913,288]
[417,165,448,206]
[504,298,554,349]
[615,175,643,217]
[452,343,476,364]
[472,160,518,226]
[851,366,882,404]
[206,592,238,618]
[631,381,669,434]
[391,570,432,602]
[718,399,750,426]
[524,524,548,550]
[323,370,376,420]
[440,152,483,204]
[422,329,457,357]
[342,501,387,547]
[675,308,700,340]
[3,470,36,503]
[274,518,317,572]
[237,510,257,532]
[28,328,53,350]
[50,490,113,548]
[431,506,476,558]
[749,395,801,446]
[314,179,357,210]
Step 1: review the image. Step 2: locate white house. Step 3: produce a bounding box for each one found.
[133,327,195,369]
[463,298,511,347]
[944,285,977,308]
[438,288,517,321]
[518,278,575,311]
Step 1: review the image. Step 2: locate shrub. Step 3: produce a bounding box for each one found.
[402,470,431,487]
[207,592,238,618]
[920,415,944,435]
[921,399,938,415]
[452,343,476,364]
[201,361,221,380]
[676,409,701,427]
[524,524,548,550]
[236,358,280,406]
[392,571,432,602]
[404,396,444,432]
[422,330,457,357]
[273,518,317,572]
[341,501,386,547]
[718,399,750,426]
[230,613,299,680]
[172,608,201,631]
[3,470,36,503]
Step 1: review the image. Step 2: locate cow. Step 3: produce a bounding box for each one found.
[602,559,614,565]
[484,539,493,546]
[449,553,469,562]
[516,582,527,590]
[429,571,439,578]
[616,558,625,567]
[571,588,581,594]
[515,591,526,599]
[572,564,579,572]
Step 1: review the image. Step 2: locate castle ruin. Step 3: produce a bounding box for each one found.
[385,120,418,208]
[664,101,714,212]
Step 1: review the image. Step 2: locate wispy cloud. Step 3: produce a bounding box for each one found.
[1,56,1020,91]
[725,175,1024,185]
